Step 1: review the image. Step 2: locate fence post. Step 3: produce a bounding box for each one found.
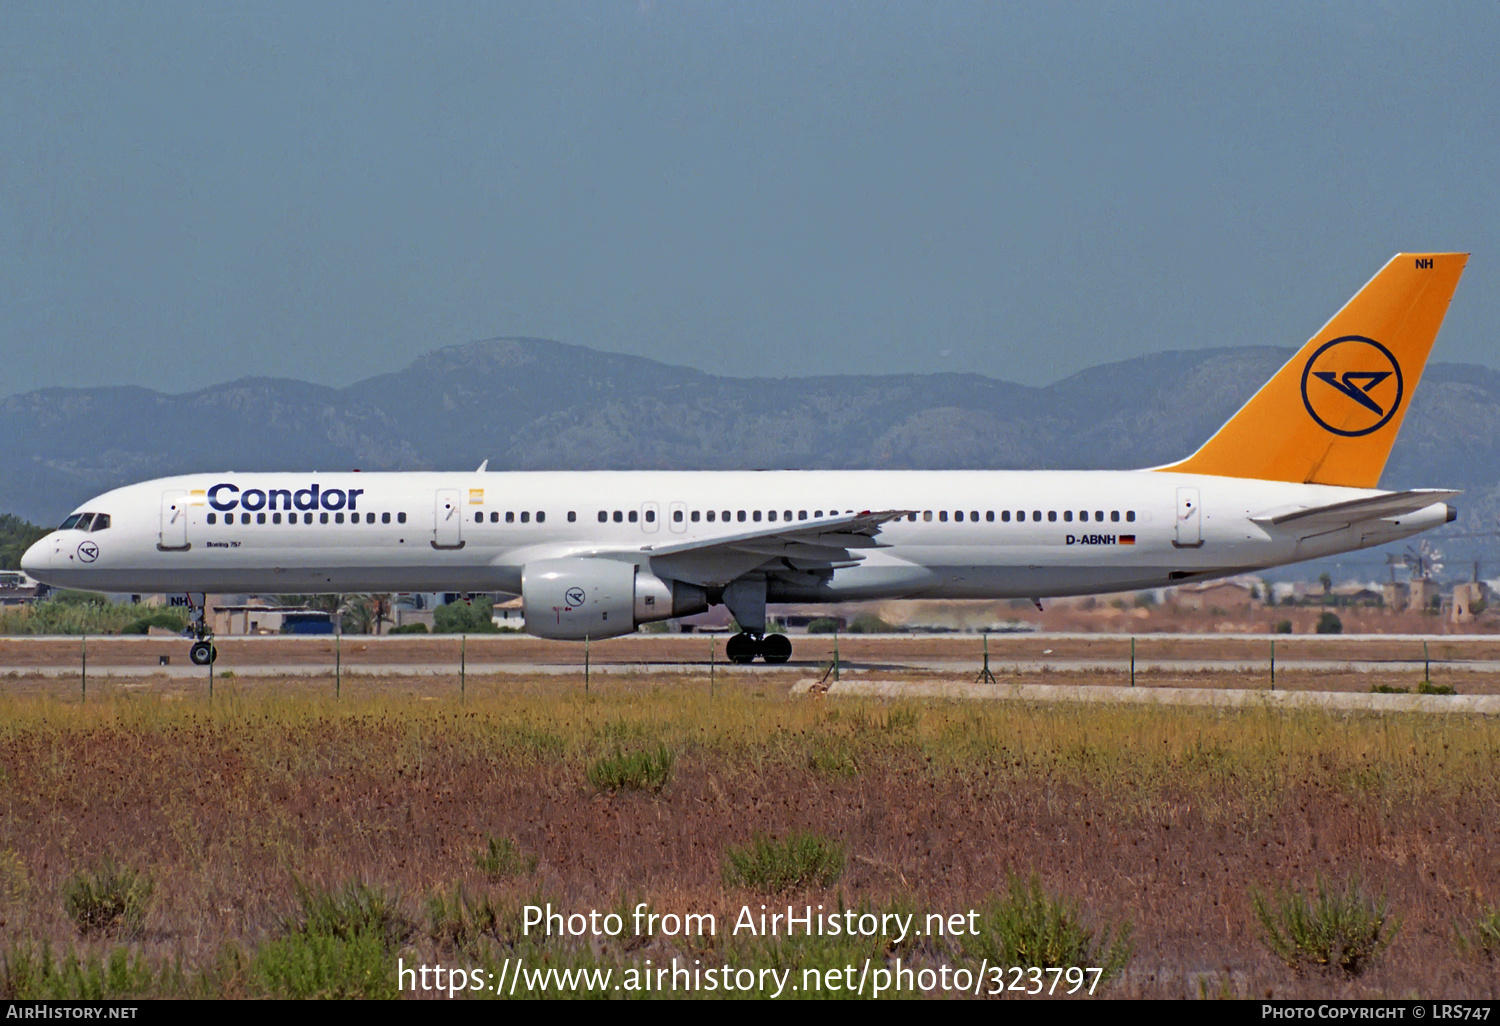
[709,635,715,696]
[81,634,87,702]
[1270,639,1275,691]
[335,633,341,699]
[584,635,589,694]
[1130,636,1136,687]
[461,633,467,702]
[975,633,996,684]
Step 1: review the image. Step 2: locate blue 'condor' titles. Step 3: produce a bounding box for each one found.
[207,483,365,513]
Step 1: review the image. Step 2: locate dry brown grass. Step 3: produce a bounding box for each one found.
[0,674,1498,997]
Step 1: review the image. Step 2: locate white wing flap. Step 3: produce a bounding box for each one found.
[638,510,914,587]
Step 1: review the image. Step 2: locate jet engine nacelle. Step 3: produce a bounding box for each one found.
[521,558,707,640]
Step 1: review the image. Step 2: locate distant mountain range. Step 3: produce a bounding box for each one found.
[5,338,1499,566]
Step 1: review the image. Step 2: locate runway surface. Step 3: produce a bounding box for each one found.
[1,634,1495,713]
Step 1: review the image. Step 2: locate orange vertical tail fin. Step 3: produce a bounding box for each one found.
[1157,253,1468,487]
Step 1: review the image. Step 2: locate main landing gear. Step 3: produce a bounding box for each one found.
[184,593,218,666]
[725,632,792,665]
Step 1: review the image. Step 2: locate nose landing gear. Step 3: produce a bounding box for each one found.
[184,593,217,665]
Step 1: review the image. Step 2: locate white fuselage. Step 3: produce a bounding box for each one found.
[21,469,1450,603]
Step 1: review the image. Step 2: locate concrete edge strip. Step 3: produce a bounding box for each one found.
[803,680,1500,715]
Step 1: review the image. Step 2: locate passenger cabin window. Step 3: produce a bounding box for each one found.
[568,511,576,523]
[706,511,715,522]
[629,510,638,523]
[737,511,746,522]
[1127,511,1136,522]
[673,510,684,523]
[506,511,515,523]
[206,513,217,525]
[1001,511,1010,522]
[598,511,608,523]
[257,513,266,524]
[382,512,391,524]
[644,510,654,523]
[923,511,932,522]
[520,511,530,523]
[397,512,406,524]
[1063,511,1072,522]
[613,511,623,523]
[690,511,699,522]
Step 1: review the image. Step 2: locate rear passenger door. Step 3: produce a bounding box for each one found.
[434,489,464,549]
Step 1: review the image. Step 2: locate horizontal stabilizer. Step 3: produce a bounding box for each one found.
[1251,489,1459,530]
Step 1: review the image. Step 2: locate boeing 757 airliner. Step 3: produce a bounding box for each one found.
[22,253,1468,665]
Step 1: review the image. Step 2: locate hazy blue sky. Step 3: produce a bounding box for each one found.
[3,2,1496,397]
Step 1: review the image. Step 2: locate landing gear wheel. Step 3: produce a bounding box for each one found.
[760,634,792,664]
[725,632,759,664]
[190,642,217,666]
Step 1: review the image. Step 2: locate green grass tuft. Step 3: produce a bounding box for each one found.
[1455,906,1500,958]
[475,836,538,881]
[1252,876,1399,976]
[286,879,415,951]
[587,744,674,793]
[61,861,153,939]
[967,874,1132,984]
[722,832,845,892]
[251,933,395,999]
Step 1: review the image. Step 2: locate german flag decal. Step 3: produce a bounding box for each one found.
[1120,535,1136,545]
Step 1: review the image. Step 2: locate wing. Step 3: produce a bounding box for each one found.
[630,510,915,588]
[1251,489,1459,532]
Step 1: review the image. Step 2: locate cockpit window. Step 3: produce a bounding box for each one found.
[73,513,96,532]
[59,514,83,530]
[91,514,110,531]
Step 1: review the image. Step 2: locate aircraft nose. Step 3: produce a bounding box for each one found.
[20,536,51,577]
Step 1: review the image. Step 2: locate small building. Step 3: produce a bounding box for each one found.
[1452,581,1488,623]
[1174,578,1261,612]
[210,600,331,635]
[492,596,525,629]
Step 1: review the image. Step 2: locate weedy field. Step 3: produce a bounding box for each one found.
[1,673,1499,999]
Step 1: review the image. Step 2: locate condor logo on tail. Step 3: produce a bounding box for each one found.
[1299,335,1404,438]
